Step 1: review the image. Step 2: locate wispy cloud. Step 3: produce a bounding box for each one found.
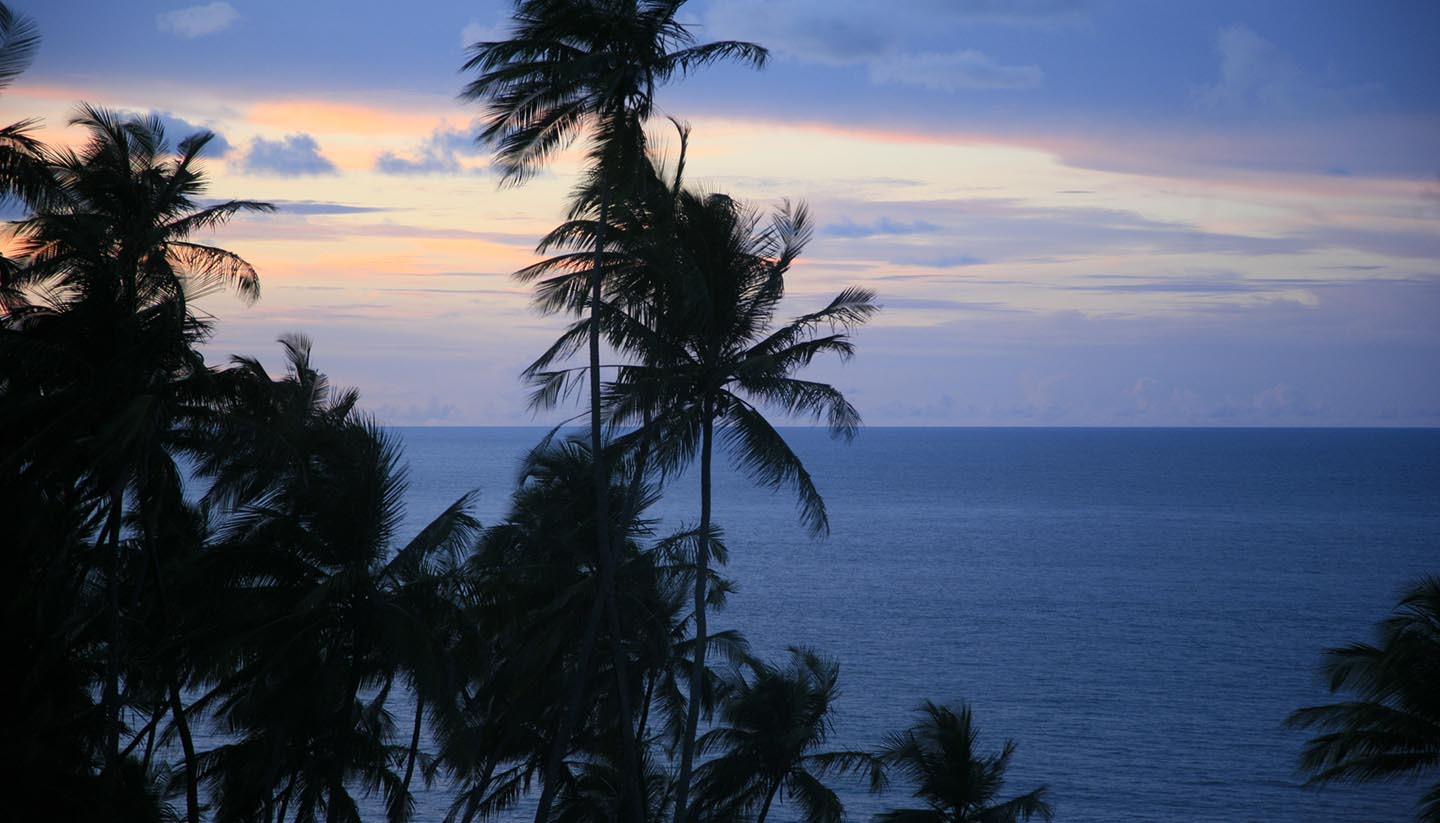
[869,51,1042,92]
[265,200,388,215]
[823,217,941,237]
[239,134,338,176]
[155,2,239,39]
[904,254,988,268]
[703,0,1060,94]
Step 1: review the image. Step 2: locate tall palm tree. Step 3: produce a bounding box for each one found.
[877,702,1053,823]
[526,173,877,820]
[462,7,766,817]
[1287,576,1440,822]
[0,105,270,822]
[691,647,882,823]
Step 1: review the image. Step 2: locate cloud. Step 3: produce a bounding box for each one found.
[702,0,1058,93]
[706,0,1085,61]
[906,254,988,268]
[1196,24,1377,116]
[375,125,483,175]
[869,51,1042,92]
[374,396,461,426]
[882,296,1016,312]
[823,217,941,237]
[156,2,239,39]
[239,134,338,175]
[822,196,1315,264]
[1066,273,1310,295]
[265,200,387,215]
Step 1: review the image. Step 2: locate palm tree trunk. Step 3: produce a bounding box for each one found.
[756,780,782,823]
[533,550,607,823]
[328,663,363,823]
[275,776,295,823]
[121,705,165,764]
[535,178,644,823]
[603,566,645,820]
[101,486,124,763]
[635,670,656,745]
[672,406,714,823]
[402,695,423,796]
[140,505,201,823]
[167,679,201,823]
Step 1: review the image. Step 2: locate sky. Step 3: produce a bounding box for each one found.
[4,0,1439,426]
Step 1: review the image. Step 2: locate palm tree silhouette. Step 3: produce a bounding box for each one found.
[0,2,48,226]
[192,336,477,823]
[462,7,766,817]
[691,647,882,823]
[0,2,38,90]
[1287,576,1440,822]
[440,436,684,823]
[526,161,877,818]
[0,105,270,822]
[876,702,1053,823]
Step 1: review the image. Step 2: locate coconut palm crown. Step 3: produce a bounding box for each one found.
[691,647,883,823]
[877,702,1053,823]
[1288,576,1440,822]
[460,0,766,184]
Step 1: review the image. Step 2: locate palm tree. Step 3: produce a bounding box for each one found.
[439,435,705,823]
[0,2,38,90]
[0,2,49,226]
[877,702,1053,823]
[191,336,478,823]
[690,647,882,823]
[462,8,766,818]
[1287,576,1440,822]
[0,105,270,822]
[526,171,877,819]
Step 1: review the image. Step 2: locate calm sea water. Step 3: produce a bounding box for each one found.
[380,427,1439,823]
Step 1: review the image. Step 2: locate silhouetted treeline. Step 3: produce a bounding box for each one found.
[7,1,1432,822]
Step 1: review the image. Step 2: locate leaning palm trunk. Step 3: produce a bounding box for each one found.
[402,696,423,797]
[166,680,200,823]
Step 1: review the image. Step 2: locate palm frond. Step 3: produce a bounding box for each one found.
[720,399,828,536]
[0,2,40,90]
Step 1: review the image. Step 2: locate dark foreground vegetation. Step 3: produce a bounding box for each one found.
[2,2,1434,822]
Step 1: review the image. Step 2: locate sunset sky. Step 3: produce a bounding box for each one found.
[5,0,1439,425]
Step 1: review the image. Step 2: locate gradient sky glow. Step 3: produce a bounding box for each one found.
[5,0,1439,425]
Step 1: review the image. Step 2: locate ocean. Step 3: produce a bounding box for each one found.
[382,427,1438,822]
